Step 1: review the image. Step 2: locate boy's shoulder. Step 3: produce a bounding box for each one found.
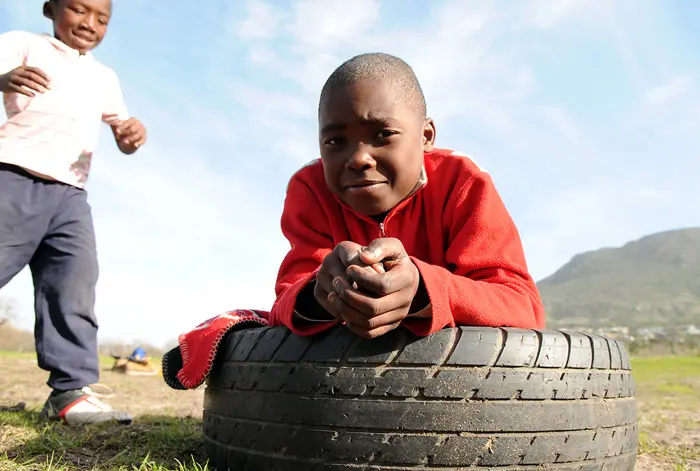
[0,30,39,48]
[286,158,324,191]
[1,30,37,40]
[425,148,488,178]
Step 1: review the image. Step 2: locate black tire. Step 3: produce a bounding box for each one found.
[203,326,637,470]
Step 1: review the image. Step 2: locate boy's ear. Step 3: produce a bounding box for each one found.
[43,2,54,20]
[422,117,436,152]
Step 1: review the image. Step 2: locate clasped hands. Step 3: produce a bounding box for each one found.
[314,238,428,339]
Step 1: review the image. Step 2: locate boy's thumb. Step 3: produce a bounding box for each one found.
[359,245,379,263]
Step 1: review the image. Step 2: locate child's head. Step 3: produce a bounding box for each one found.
[43,0,112,54]
[318,53,436,217]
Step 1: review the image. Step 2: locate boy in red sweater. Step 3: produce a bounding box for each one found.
[269,53,545,339]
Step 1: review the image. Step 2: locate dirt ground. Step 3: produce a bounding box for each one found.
[0,352,204,419]
[0,352,698,470]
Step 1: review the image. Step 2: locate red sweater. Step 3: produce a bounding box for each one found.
[269,148,545,336]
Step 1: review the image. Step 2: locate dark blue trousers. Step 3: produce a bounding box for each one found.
[0,163,99,391]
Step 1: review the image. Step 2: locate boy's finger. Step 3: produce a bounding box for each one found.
[134,128,147,145]
[347,264,409,296]
[345,318,402,340]
[9,83,35,97]
[316,261,347,297]
[120,122,138,136]
[25,66,51,83]
[329,294,372,327]
[359,238,406,265]
[23,70,50,89]
[15,77,47,94]
[313,284,339,318]
[335,243,362,268]
[335,279,411,319]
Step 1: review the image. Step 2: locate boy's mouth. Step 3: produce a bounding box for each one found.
[71,31,96,46]
[344,180,387,190]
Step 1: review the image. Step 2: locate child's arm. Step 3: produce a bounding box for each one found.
[269,173,340,336]
[0,31,49,97]
[101,69,146,154]
[397,169,545,336]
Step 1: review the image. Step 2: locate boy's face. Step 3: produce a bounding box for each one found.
[44,0,112,54]
[319,80,436,217]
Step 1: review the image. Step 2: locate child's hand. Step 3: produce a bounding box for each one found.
[113,118,147,154]
[330,237,420,339]
[0,66,50,97]
[314,241,366,319]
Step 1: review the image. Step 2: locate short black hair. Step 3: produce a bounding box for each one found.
[319,52,427,119]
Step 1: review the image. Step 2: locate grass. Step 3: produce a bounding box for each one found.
[1,351,699,470]
[631,356,700,470]
[0,411,207,471]
[0,350,207,471]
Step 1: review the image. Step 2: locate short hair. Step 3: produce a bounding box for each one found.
[319,53,427,119]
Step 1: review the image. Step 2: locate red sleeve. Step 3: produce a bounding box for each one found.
[402,169,545,336]
[268,172,341,335]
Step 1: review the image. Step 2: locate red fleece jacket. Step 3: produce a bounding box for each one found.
[269,148,545,336]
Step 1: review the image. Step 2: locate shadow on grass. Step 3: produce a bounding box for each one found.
[0,409,208,471]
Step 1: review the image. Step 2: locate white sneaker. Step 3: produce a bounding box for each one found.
[40,388,132,426]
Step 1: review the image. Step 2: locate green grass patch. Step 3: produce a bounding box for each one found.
[631,356,700,402]
[631,356,700,383]
[0,411,207,471]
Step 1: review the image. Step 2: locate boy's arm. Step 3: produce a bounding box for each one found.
[269,173,340,335]
[0,31,42,96]
[101,69,146,154]
[0,31,27,76]
[402,169,545,336]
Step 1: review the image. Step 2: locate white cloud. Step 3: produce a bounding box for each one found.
[645,76,694,108]
[637,76,700,137]
[287,0,381,49]
[231,0,281,40]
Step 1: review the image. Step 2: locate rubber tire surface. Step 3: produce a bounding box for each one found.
[204,326,638,470]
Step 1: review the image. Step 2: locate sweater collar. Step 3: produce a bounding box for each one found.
[334,163,429,225]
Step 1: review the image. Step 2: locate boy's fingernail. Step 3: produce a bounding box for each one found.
[363,248,377,258]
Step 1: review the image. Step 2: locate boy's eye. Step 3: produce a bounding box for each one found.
[324,137,345,146]
[376,130,396,139]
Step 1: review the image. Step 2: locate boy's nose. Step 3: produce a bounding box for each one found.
[346,144,377,170]
[80,16,98,32]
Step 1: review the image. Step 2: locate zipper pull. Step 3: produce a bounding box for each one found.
[379,222,385,237]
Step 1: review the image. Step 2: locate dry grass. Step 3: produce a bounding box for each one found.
[0,351,206,470]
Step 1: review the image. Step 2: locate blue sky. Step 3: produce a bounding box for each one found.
[0,0,698,346]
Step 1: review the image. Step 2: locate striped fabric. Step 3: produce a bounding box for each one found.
[0,31,129,188]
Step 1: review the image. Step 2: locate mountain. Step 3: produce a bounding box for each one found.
[537,228,700,330]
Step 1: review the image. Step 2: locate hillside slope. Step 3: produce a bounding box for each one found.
[538,228,700,329]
